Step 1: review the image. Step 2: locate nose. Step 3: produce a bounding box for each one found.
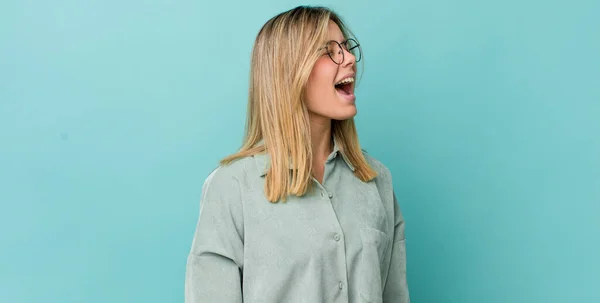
[341,48,356,68]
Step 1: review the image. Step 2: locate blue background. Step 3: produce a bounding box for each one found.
[2,0,599,302]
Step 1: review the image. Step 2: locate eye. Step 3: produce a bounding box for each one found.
[326,41,341,54]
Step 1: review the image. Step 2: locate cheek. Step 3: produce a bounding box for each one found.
[307,59,336,98]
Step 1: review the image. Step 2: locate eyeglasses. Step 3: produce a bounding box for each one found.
[321,38,362,65]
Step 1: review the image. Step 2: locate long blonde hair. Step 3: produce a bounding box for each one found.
[221,6,377,202]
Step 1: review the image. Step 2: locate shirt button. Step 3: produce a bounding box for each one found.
[334,234,341,241]
[338,281,343,289]
[328,192,333,198]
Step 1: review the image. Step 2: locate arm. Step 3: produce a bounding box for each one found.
[383,192,410,303]
[185,168,244,303]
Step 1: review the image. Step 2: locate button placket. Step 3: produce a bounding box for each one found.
[317,160,348,299]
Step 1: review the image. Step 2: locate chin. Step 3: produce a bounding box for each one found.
[331,106,357,121]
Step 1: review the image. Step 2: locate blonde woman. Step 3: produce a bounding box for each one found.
[185,5,410,303]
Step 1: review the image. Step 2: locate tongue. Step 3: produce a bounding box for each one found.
[336,85,350,95]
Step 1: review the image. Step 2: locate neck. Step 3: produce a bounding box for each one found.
[309,114,333,161]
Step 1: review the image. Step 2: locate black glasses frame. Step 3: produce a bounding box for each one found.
[320,38,362,65]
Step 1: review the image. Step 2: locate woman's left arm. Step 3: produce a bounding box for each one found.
[382,192,410,303]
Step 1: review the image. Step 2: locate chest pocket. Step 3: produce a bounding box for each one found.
[359,227,391,303]
[351,181,389,232]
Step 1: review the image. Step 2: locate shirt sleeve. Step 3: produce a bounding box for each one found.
[185,168,244,303]
[383,192,410,303]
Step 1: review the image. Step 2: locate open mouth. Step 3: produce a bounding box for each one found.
[334,77,355,96]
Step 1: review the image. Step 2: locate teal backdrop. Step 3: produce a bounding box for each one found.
[2,0,599,302]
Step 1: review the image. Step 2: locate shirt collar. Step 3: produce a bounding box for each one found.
[254,136,355,177]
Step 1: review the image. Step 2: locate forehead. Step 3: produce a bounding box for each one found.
[327,20,345,42]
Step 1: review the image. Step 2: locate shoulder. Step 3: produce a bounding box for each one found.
[361,150,392,182]
[201,155,260,194]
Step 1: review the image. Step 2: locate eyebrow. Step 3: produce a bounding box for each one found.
[328,38,348,43]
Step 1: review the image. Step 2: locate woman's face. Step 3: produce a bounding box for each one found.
[305,21,357,122]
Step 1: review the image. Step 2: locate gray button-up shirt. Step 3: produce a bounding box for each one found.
[185,144,410,303]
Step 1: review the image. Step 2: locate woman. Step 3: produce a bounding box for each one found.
[185,5,409,303]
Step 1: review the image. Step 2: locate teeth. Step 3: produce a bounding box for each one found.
[335,77,355,86]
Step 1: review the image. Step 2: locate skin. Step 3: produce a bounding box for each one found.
[304,21,358,183]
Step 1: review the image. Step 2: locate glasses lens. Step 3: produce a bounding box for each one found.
[326,41,343,64]
[345,39,361,62]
